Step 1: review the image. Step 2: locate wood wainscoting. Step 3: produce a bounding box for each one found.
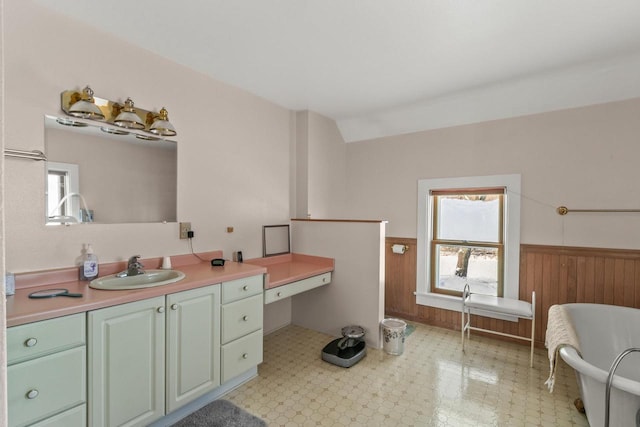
[385,239,640,347]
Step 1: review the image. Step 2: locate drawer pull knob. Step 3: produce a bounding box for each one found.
[242,315,248,321]
[243,285,249,291]
[171,304,178,310]
[322,277,326,283]
[26,389,39,399]
[242,353,249,359]
[277,292,282,297]
[157,307,165,313]
[25,338,38,347]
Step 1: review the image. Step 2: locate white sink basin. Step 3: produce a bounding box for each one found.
[90,269,186,290]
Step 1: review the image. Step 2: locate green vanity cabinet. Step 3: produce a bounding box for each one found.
[166,285,221,412]
[88,296,166,427]
[7,313,86,427]
[9,274,262,427]
[220,275,263,383]
[88,284,222,427]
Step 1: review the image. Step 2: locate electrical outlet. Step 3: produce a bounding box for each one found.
[179,222,191,239]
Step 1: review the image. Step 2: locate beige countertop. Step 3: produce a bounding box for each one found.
[6,251,266,327]
[244,253,334,289]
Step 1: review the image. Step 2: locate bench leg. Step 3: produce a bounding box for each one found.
[529,290,536,368]
[461,306,465,351]
[461,304,471,352]
[529,316,535,368]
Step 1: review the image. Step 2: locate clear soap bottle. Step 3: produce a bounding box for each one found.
[80,244,99,281]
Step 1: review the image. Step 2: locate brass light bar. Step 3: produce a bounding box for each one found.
[60,87,177,137]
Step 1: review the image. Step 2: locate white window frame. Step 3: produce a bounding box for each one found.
[416,174,521,314]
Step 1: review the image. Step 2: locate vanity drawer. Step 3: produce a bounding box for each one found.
[30,404,86,427]
[221,294,263,344]
[221,330,263,383]
[8,346,86,427]
[7,313,85,365]
[264,272,331,304]
[221,275,263,304]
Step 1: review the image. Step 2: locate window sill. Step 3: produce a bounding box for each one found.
[415,292,518,321]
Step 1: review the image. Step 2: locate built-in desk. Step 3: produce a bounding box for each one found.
[244,253,334,303]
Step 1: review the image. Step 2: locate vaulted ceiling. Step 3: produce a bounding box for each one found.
[35,0,640,142]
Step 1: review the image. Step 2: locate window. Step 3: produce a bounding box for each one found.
[46,162,79,223]
[431,188,504,297]
[416,175,520,313]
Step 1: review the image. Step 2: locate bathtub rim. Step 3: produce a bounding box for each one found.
[560,340,640,396]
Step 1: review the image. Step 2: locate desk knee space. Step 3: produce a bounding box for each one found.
[461,284,536,368]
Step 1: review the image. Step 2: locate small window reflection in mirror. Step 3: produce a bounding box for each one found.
[263,225,290,257]
[47,161,81,224]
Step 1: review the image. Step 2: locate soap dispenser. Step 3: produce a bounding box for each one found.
[80,244,99,281]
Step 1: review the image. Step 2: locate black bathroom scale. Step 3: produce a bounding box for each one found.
[321,337,367,368]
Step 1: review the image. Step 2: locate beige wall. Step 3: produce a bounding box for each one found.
[345,97,640,249]
[1,0,8,422]
[3,1,291,272]
[306,111,348,218]
[294,111,309,218]
[291,220,385,349]
[294,110,348,219]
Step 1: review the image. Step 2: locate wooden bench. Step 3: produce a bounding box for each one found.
[461,284,536,367]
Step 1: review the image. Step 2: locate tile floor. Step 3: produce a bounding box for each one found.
[226,321,588,426]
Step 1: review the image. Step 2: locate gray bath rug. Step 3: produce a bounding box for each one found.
[171,399,266,427]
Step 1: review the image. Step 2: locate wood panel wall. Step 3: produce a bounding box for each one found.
[385,238,640,347]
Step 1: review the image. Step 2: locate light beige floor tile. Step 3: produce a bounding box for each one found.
[226,322,589,426]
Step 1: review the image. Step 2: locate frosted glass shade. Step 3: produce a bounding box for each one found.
[114,97,145,129]
[149,107,177,136]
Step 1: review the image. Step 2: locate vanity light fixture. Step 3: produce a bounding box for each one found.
[60,86,177,138]
[100,126,129,136]
[149,107,177,137]
[114,98,145,130]
[67,86,105,120]
[135,134,160,141]
[56,117,88,127]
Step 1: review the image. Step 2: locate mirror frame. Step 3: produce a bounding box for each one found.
[263,224,291,257]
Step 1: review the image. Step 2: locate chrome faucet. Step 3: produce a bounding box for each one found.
[116,255,145,277]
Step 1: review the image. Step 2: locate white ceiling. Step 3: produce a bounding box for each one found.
[35,1,640,142]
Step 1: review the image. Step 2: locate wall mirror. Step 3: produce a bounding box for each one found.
[44,114,177,224]
[263,224,290,257]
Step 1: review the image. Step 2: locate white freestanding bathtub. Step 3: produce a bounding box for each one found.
[559,303,640,427]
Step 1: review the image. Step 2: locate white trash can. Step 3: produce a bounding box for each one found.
[381,318,407,355]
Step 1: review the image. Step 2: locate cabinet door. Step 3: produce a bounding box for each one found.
[166,285,221,412]
[88,297,166,427]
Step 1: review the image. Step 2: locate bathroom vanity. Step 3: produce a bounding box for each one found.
[6,256,265,427]
[5,252,334,427]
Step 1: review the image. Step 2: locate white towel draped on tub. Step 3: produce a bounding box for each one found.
[544,304,582,392]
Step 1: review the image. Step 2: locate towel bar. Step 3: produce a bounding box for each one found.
[4,148,47,161]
